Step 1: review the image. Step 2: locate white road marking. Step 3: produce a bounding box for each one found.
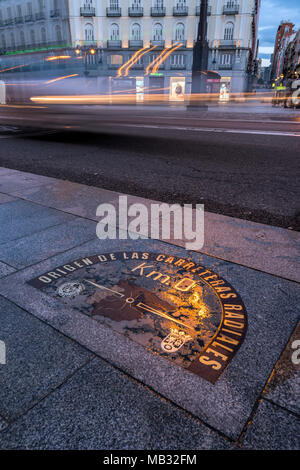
[118,123,300,137]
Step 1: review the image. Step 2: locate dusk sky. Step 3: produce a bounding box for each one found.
[258,0,300,66]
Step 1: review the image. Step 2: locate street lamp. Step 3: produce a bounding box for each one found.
[75,45,97,76]
[191,0,209,96]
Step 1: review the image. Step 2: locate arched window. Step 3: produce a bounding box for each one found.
[175,22,185,41]
[55,24,62,42]
[110,23,119,40]
[153,22,163,41]
[84,23,94,41]
[30,29,35,45]
[20,30,25,47]
[10,32,15,48]
[224,22,234,40]
[1,34,6,49]
[41,27,46,43]
[131,23,141,40]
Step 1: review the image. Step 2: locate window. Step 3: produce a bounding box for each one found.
[131,0,141,7]
[41,27,46,43]
[55,24,62,42]
[153,0,164,7]
[1,34,6,49]
[30,29,35,44]
[224,22,234,40]
[220,53,232,65]
[110,23,119,40]
[174,22,185,41]
[153,22,163,40]
[107,54,123,65]
[10,32,15,48]
[110,0,119,10]
[20,30,25,46]
[84,23,94,41]
[131,23,141,40]
[170,53,185,66]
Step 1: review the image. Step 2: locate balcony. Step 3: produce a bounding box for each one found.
[14,16,24,24]
[223,3,239,15]
[4,18,14,26]
[128,39,143,48]
[218,63,233,70]
[150,40,165,48]
[80,6,96,17]
[196,5,211,15]
[172,39,187,47]
[75,39,99,48]
[173,6,188,16]
[107,40,122,49]
[106,7,121,17]
[50,9,60,18]
[219,39,236,48]
[151,7,166,17]
[128,7,143,16]
[35,12,46,21]
[170,63,186,70]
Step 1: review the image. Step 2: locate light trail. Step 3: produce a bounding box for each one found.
[45,55,71,61]
[145,45,174,76]
[45,74,79,85]
[124,45,158,77]
[0,64,29,73]
[117,47,147,78]
[152,43,183,73]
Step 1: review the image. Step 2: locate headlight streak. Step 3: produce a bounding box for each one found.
[145,44,175,76]
[152,43,183,74]
[123,45,158,77]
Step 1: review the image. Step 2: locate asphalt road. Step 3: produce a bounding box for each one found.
[0,104,299,229]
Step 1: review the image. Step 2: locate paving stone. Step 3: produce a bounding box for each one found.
[243,400,300,450]
[0,218,97,269]
[0,417,8,431]
[0,296,93,421]
[0,193,16,205]
[0,237,299,439]
[10,180,118,220]
[263,322,300,415]
[0,261,16,278]
[0,357,231,450]
[0,199,76,244]
[0,171,55,194]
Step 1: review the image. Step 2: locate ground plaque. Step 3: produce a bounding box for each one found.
[28,251,247,383]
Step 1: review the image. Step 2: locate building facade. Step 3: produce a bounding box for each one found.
[0,0,260,95]
[270,21,294,82]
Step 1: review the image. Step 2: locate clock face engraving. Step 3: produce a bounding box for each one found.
[28,252,247,384]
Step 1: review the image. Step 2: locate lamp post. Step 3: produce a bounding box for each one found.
[75,45,96,76]
[191,0,209,96]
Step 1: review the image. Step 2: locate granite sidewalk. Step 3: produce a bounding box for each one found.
[0,167,299,450]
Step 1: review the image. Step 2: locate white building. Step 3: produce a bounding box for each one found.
[0,0,260,94]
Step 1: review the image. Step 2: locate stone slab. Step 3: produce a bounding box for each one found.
[0,217,97,269]
[0,357,231,450]
[0,237,299,439]
[0,193,16,205]
[0,261,16,279]
[0,295,93,421]
[6,180,119,220]
[0,417,8,432]
[0,199,76,244]
[243,400,300,450]
[263,322,300,415]
[0,170,56,194]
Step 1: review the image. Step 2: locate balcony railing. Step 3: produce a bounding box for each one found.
[196,5,211,15]
[219,63,233,70]
[170,62,186,69]
[173,6,188,16]
[223,3,239,15]
[151,7,166,16]
[50,9,60,18]
[128,39,143,48]
[107,40,122,49]
[35,12,46,20]
[80,6,96,16]
[75,39,99,48]
[106,7,121,17]
[14,16,24,24]
[128,7,143,16]
[150,40,165,48]
[4,18,14,25]
[219,39,236,48]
